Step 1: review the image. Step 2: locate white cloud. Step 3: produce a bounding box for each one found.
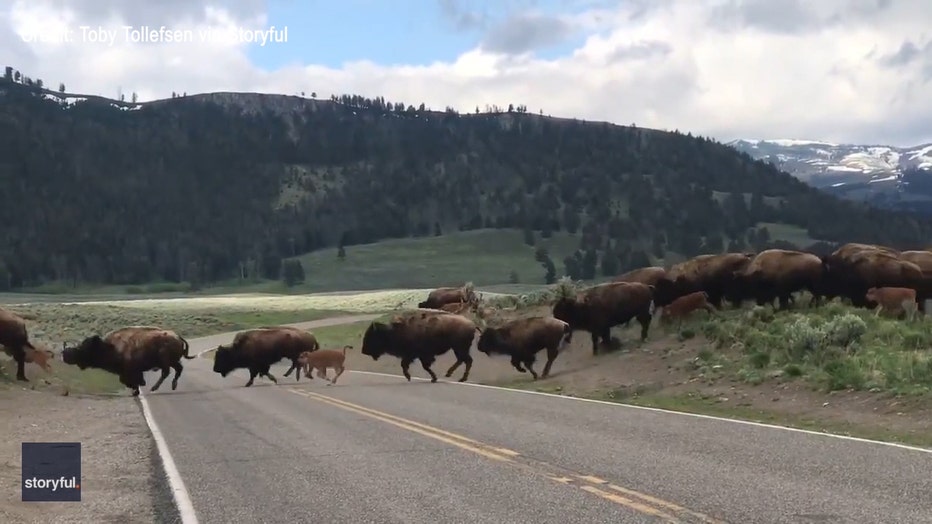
[3,0,932,146]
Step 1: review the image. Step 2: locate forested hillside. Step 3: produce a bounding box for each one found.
[2,72,931,291]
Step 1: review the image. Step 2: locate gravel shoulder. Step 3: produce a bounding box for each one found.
[0,389,178,524]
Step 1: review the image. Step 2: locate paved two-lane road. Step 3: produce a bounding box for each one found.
[142,317,932,523]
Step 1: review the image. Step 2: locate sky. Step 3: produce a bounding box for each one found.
[2,0,932,147]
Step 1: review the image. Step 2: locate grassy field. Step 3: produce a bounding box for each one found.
[755,222,819,247]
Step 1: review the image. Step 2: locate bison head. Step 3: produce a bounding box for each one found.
[652,276,691,307]
[212,345,236,376]
[361,322,392,360]
[552,297,585,329]
[476,328,505,356]
[61,335,111,370]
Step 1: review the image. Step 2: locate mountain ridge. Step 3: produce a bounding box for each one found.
[3,74,932,291]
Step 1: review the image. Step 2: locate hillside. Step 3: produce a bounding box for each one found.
[728,139,932,214]
[2,73,932,291]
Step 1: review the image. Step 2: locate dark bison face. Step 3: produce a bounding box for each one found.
[417,301,429,308]
[652,277,688,306]
[61,335,108,369]
[552,297,583,328]
[476,329,502,356]
[212,346,234,376]
[361,322,391,360]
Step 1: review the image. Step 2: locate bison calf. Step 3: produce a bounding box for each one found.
[61,326,194,396]
[297,345,350,385]
[865,287,918,321]
[212,327,320,387]
[660,291,716,325]
[476,316,571,380]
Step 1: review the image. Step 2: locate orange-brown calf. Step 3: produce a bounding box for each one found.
[865,286,918,320]
[2,346,54,373]
[660,291,716,324]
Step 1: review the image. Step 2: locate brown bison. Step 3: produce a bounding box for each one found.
[417,285,479,309]
[61,326,195,396]
[865,286,918,320]
[360,309,478,383]
[476,316,572,380]
[660,291,716,325]
[654,253,754,309]
[212,327,320,387]
[552,281,654,355]
[0,306,40,382]
[822,244,924,308]
[732,249,826,309]
[897,250,932,313]
[613,266,667,287]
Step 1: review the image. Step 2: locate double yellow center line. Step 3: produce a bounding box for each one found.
[286,388,726,524]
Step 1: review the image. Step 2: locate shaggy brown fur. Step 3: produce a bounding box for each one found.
[361,309,478,383]
[654,252,754,308]
[897,250,932,313]
[613,266,667,287]
[733,249,826,309]
[822,245,924,308]
[417,285,479,309]
[1,345,54,373]
[476,316,572,379]
[0,306,38,381]
[297,345,351,385]
[552,281,654,355]
[660,291,716,324]
[865,287,918,321]
[61,326,194,396]
[212,327,320,387]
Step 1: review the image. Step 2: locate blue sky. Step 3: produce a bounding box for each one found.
[248,0,588,69]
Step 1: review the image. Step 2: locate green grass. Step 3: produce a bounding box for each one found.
[0,303,352,394]
[755,222,819,247]
[290,228,582,292]
[685,301,932,396]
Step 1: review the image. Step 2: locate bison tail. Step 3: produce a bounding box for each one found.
[560,323,573,348]
[180,336,195,359]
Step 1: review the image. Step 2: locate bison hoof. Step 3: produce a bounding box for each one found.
[17,375,28,382]
[431,377,438,383]
[132,390,140,397]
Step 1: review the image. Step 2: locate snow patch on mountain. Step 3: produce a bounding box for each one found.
[727,138,932,188]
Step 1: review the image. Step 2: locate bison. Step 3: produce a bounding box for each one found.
[61,326,194,396]
[659,291,716,325]
[552,281,654,355]
[212,327,320,387]
[417,285,479,310]
[613,266,667,287]
[0,307,39,381]
[732,249,826,309]
[897,250,932,313]
[654,253,754,309]
[822,244,924,308]
[360,309,478,383]
[476,316,572,380]
[865,286,918,321]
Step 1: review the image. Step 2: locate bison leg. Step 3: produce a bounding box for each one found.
[244,368,260,387]
[170,362,184,390]
[400,357,414,381]
[9,345,28,382]
[523,356,539,380]
[636,312,651,342]
[262,364,279,384]
[283,359,300,380]
[330,366,344,385]
[541,346,558,379]
[444,359,462,377]
[419,357,439,383]
[510,356,527,373]
[451,346,473,382]
[589,332,600,355]
[150,366,171,392]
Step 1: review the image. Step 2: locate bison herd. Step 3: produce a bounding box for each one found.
[1,242,930,396]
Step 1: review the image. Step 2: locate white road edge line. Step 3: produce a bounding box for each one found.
[346,369,932,454]
[138,395,200,524]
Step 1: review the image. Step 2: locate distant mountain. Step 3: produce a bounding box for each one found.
[727,138,932,214]
[727,139,932,186]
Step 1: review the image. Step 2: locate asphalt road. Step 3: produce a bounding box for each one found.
[142,316,932,524]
